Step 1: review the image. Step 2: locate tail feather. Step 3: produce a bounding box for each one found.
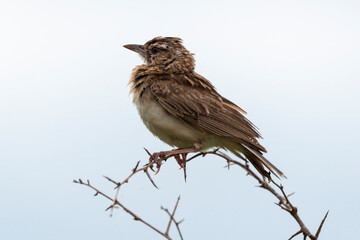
[232,150,272,179]
[242,145,286,179]
[226,142,286,179]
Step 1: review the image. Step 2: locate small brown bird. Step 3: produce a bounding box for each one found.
[124,37,285,179]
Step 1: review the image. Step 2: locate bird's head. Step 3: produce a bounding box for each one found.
[124,37,195,73]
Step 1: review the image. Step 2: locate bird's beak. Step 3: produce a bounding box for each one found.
[123,44,147,58]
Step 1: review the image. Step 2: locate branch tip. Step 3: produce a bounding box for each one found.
[289,230,302,240]
[144,169,159,189]
[133,161,140,172]
[105,205,114,212]
[315,210,329,238]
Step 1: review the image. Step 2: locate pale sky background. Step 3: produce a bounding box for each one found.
[1,0,359,239]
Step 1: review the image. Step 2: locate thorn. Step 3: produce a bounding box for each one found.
[133,161,140,172]
[144,148,154,160]
[315,210,329,238]
[103,175,120,186]
[287,192,295,198]
[183,167,187,182]
[105,205,114,212]
[288,230,302,240]
[144,169,159,189]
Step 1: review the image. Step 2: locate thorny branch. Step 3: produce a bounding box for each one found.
[186,149,328,240]
[73,178,171,239]
[74,157,184,240]
[162,196,183,240]
[74,148,328,240]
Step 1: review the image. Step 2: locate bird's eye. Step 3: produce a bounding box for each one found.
[152,47,160,54]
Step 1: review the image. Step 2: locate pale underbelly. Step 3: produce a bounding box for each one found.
[135,96,210,149]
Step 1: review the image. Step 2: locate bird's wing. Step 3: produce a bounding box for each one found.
[150,77,266,153]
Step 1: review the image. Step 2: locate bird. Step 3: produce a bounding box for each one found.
[124,37,285,180]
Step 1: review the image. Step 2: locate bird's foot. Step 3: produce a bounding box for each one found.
[148,151,168,174]
[148,147,199,175]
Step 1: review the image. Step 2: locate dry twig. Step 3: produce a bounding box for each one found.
[161,196,183,240]
[186,149,328,240]
[74,148,328,240]
[74,158,183,239]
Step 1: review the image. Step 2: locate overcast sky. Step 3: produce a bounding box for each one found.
[1,0,359,239]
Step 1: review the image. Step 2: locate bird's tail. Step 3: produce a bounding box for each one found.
[226,143,286,180]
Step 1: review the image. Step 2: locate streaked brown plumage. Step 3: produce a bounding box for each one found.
[124,37,285,179]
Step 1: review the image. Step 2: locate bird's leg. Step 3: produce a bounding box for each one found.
[149,146,201,174]
[174,153,188,169]
[174,153,188,182]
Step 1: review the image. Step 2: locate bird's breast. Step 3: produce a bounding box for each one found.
[134,90,207,148]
